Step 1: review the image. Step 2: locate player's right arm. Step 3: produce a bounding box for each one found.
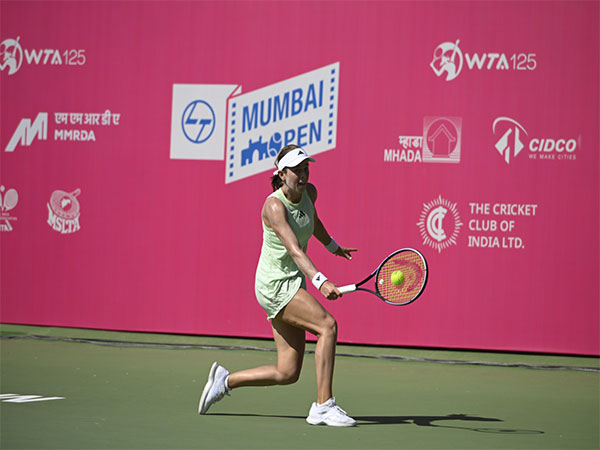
[262,197,340,300]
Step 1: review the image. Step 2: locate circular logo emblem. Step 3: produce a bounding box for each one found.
[426,205,448,242]
[417,195,463,253]
[0,37,24,75]
[430,41,463,82]
[50,189,81,220]
[181,100,216,144]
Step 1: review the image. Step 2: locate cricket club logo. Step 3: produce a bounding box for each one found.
[430,40,463,82]
[417,196,463,253]
[0,37,23,75]
[493,117,527,164]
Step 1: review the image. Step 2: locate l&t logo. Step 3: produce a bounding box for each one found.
[182,100,215,144]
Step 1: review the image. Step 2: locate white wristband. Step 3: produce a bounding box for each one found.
[312,272,328,290]
[325,238,339,253]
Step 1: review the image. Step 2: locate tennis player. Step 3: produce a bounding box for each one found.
[199,145,357,427]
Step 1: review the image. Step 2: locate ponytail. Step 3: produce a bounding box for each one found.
[271,174,283,192]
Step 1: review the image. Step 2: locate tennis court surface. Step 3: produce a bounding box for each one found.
[1,324,598,449]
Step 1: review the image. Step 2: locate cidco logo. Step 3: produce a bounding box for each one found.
[493,117,578,164]
[181,100,215,144]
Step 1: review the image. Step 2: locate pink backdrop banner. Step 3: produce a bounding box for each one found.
[1,1,598,355]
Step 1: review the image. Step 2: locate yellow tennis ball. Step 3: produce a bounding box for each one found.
[391,270,404,286]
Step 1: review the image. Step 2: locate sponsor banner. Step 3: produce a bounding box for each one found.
[225,63,339,183]
[385,117,462,164]
[170,84,241,160]
[0,36,86,76]
[1,1,597,355]
[492,117,580,164]
[418,196,539,252]
[169,63,339,183]
[5,111,121,152]
[430,39,538,82]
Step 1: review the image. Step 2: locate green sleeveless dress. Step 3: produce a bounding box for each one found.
[255,188,315,320]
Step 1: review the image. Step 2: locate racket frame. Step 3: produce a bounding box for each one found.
[338,248,428,306]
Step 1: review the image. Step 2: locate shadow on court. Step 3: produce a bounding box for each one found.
[211,412,545,434]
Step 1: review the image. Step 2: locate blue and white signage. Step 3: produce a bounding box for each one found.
[170,63,339,183]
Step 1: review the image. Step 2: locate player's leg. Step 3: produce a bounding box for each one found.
[199,321,304,414]
[227,319,305,388]
[226,287,336,398]
[276,288,337,404]
[277,288,355,427]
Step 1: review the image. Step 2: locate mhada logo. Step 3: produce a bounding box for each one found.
[384,117,461,164]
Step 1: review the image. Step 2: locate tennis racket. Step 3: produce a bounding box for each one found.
[338,248,428,305]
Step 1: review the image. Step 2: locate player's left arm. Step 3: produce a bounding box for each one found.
[307,183,357,260]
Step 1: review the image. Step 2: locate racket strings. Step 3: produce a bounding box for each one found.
[376,251,426,304]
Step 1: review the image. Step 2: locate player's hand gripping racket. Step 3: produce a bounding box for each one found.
[338,248,428,305]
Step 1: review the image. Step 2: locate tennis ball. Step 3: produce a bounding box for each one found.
[391,270,404,286]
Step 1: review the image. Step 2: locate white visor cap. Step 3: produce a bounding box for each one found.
[273,147,316,175]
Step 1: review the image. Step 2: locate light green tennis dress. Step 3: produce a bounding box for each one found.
[255,188,315,320]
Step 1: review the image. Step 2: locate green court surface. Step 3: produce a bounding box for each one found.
[1,324,598,449]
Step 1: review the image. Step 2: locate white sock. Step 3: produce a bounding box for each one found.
[317,398,333,407]
[225,375,231,392]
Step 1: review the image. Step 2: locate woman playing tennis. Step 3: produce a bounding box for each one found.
[199,145,357,427]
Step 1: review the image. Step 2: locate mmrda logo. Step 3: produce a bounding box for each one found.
[430,39,537,81]
[417,196,463,253]
[493,117,578,164]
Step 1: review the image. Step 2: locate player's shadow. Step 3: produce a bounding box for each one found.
[354,413,545,434]
[211,412,544,434]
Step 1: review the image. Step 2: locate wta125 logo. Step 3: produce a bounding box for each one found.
[1,36,86,75]
[430,40,537,81]
[492,117,579,164]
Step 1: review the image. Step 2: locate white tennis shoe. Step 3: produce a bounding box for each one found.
[198,362,230,414]
[306,398,356,427]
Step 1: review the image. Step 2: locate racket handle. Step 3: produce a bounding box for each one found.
[338,284,356,294]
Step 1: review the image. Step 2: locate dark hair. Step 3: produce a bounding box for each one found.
[270,144,301,191]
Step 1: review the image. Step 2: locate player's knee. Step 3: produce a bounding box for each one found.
[277,367,301,385]
[320,315,337,339]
